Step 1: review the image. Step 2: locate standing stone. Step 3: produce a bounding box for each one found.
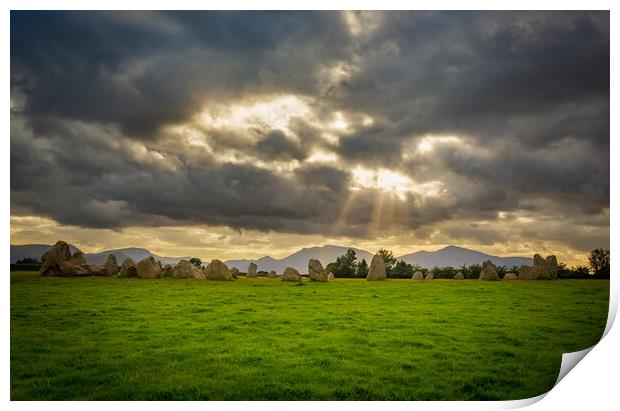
[519,265,532,280]
[163,264,173,277]
[247,262,258,279]
[454,272,464,280]
[367,253,387,281]
[120,258,138,277]
[230,267,240,279]
[520,254,558,280]
[268,270,278,279]
[425,272,434,280]
[282,267,302,282]
[545,255,558,280]
[104,254,119,276]
[327,273,335,281]
[137,256,163,279]
[503,273,519,280]
[411,271,424,280]
[172,260,204,279]
[205,259,233,281]
[479,260,499,280]
[308,259,329,282]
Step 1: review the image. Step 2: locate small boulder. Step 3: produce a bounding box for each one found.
[230,267,240,279]
[137,256,163,279]
[163,264,173,277]
[425,272,434,280]
[205,259,233,281]
[282,267,302,282]
[367,253,387,281]
[479,260,499,280]
[327,273,335,281]
[308,259,329,282]
[120,258,138,277]
[454,272,464,280]
[267,270,278,279]
[247,262,258,278]
[104,254,119,276]
[173,260,204,279]
[412,271,424,280]
[503,273,519,280]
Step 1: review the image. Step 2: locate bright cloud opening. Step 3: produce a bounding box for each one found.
[351,167,443,200]
[200,95,311,134]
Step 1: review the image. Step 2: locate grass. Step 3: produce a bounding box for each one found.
[10,271,609,400]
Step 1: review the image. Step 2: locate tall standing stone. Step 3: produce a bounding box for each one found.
[545,255,558,280]
[247,262,258,278]
[367,253,387,281]
[308,259,329,282]
[104,254,119,276]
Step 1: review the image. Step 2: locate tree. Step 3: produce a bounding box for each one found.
[326,262,338,275]
[377,248,396,275]
[390,259,414,278]
[588,248,610,279]
[334,248,358,277]
[189,257,202,268]
[356,258,369,278]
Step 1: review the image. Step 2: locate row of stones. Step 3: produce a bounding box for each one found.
[39,241,558,281]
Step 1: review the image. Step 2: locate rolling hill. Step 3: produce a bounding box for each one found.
[397,245,532,268]
[11,243,532,272]
[225,245,374,274]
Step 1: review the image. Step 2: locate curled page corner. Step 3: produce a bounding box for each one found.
[554,346,594,387]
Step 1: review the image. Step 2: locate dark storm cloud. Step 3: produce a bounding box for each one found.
[11,11,352,136]
[10,11,610,251]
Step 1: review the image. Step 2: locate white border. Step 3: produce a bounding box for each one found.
[3,2,617,410]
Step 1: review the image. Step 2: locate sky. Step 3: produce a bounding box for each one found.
[10,11,610,265]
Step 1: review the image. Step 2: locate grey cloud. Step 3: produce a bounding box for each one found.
[10,11,609,254]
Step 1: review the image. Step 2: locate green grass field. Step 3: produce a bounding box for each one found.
[10,271,609,400]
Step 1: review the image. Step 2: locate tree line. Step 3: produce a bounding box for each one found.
[324,248,610,280]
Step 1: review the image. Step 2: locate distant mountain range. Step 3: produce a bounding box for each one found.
[10,244,189,266]
[11,243,532,272]
[397,245,532,269]
[224,245,374,274]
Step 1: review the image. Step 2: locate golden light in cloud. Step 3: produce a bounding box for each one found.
[331,111,348,130]
[416,135,464,154]
[351,167,443,200]
[306,149,339,163]
[201,95,311,135]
